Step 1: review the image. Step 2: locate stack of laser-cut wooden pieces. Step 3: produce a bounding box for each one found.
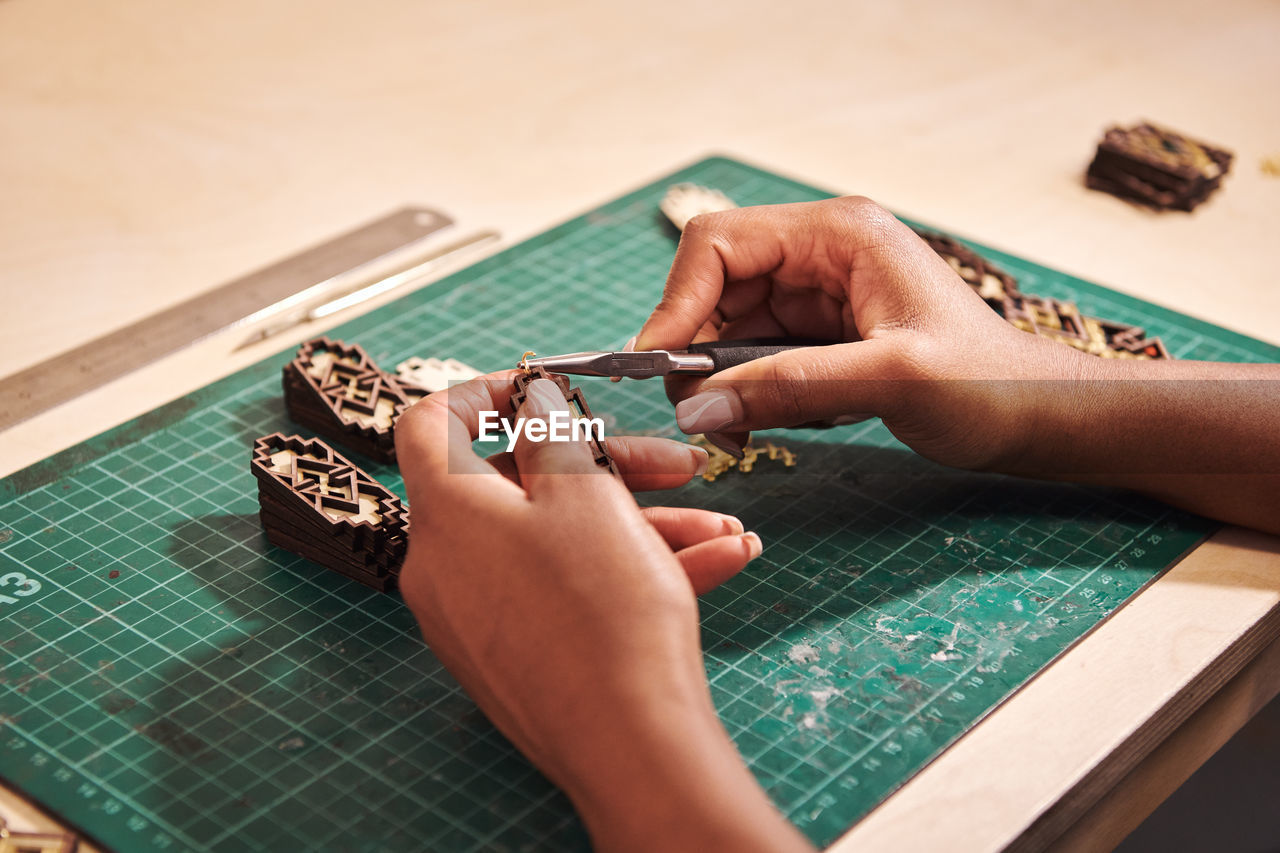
[252,337,479,591]
[919,233,1170,359]
[281,337,430,463]
[1085,122,1233,212]
[252,433,409,591]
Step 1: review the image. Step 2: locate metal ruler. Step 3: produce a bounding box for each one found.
[0,207,452,430]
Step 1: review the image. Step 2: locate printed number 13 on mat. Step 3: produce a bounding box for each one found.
[0,570,41,605]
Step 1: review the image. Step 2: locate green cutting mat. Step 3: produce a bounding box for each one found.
[3,157,1277,852]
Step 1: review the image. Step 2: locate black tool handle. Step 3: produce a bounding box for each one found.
[685,337,841,373]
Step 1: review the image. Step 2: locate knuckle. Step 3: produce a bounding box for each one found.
[682,212,708,235]
[835,194,876,213]
[829,195,899,242]
[755,357,815,423]
[681,211,716,238]
[836,194,893,229]
[681,209,738,250]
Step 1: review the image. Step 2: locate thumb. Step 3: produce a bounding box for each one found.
[512,378,603,492]
[673,340,903,434]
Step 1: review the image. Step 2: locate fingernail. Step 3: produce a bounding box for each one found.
[705,431,745,460]
[675,389,742,434]
[717,513,744,535]
[523,378,568,417]
[690,445,709,477]
[742,531,763,560]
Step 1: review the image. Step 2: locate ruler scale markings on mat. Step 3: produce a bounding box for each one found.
[1,157,1278,852]
[0,206,452,430]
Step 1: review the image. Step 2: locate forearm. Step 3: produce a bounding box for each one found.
[554,671,814,853]
[1009,353,1280,534]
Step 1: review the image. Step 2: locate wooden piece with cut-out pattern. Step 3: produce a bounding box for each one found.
[251,432,409,590]
[282,337,429,463]
[918,232,1170,360]
[395,356,482,393]
[510,366,619,476]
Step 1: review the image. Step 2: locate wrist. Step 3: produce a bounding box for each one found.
[990,336,1108,475]
[559,685,812,853]
[1000,338,1186,479]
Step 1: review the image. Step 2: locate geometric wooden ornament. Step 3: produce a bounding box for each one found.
[251,433,409,591]
[282,337,430,463]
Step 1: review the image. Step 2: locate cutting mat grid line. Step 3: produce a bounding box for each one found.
[3,156,1277,852]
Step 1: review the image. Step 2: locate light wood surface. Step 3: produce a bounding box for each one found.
[2,0,1278,849]
[1047,629,1280,852]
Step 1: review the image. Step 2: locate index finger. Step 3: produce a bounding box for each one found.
[636,197,903,353]
[636,208,784,353]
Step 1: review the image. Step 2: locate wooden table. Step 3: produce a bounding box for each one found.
[2,0,1278,848]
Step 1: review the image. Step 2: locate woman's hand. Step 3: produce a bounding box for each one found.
[636,196,1280,533]
[635,196,1082,468]
[394,372,814,852]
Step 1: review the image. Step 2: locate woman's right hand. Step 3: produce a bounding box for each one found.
[634,196,1088,469]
